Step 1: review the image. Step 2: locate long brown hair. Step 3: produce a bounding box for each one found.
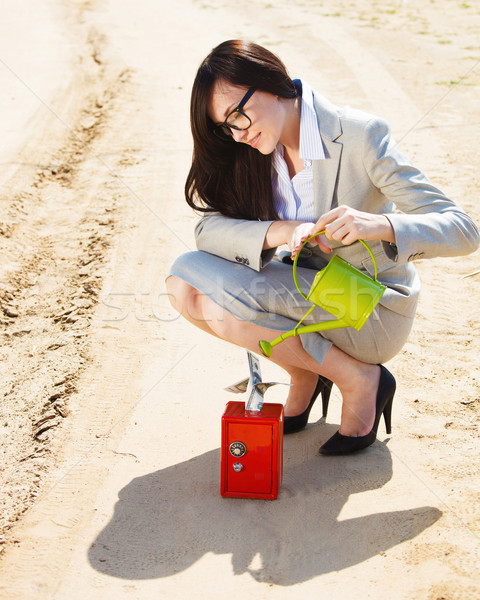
[185,40,298,221]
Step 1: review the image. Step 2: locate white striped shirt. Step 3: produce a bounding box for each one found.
[272,79,325,222]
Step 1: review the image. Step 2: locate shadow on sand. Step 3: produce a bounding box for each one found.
[89,423,440,585]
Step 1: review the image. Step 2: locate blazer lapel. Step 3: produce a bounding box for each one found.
[312,92,343,218]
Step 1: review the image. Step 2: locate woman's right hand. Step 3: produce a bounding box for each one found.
[263,220,332,255]
[289,222,332,258]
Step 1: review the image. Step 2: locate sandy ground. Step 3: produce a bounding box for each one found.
[0,0,479,597]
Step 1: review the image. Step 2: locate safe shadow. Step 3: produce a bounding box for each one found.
[89,425,441,585]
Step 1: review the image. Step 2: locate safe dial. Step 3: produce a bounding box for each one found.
[229,441,247,457]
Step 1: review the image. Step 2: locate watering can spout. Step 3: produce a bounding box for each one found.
[259,318,349,357]
[259,339,273,357]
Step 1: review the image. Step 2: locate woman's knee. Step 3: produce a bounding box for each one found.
[165,275,195,314]
[165,276,218,334]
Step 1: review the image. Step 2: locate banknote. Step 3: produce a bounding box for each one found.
[224,351,291,411]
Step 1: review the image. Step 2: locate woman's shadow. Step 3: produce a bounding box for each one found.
[89,422,440,585]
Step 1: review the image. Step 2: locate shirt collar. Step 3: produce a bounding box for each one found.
[295,79,325,161]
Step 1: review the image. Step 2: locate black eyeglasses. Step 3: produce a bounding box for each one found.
[213,87,256,141]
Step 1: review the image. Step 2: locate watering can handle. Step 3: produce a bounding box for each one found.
[292,231,379,301]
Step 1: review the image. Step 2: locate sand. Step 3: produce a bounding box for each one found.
[0,0,479,598]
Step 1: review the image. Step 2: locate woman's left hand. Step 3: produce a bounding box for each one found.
[309,205,396,245]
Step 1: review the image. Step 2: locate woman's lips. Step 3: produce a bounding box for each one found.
[248,133,261,148]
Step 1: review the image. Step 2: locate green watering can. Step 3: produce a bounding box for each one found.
[259,232,386,357]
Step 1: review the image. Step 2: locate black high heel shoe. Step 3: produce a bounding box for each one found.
[319,365,395,455]
[284,375,333,435]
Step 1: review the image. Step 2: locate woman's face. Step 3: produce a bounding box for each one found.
[208,79,288,155]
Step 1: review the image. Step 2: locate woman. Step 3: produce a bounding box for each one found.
[166,40,479,455]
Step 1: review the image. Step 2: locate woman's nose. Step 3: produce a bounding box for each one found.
[231,128,248,143]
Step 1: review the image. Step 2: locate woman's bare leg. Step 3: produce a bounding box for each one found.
[166,276,380,436]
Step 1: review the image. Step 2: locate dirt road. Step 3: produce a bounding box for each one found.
[0,0,479,598]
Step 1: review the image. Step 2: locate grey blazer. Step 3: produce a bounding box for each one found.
[194,91,479,318]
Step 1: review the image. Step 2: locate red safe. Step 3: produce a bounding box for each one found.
[221,401,284,500]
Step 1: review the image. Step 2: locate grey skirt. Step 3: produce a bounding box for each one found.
[168,250,414,366]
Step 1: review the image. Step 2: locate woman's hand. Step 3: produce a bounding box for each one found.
[289,222,332,258]
[263,220,332,256]
[309,206,396,246]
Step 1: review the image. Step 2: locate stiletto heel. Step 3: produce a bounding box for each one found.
[284,376,333,435]
[319,365,395,455]
[383,396,393,435]
[322,381,332,418]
